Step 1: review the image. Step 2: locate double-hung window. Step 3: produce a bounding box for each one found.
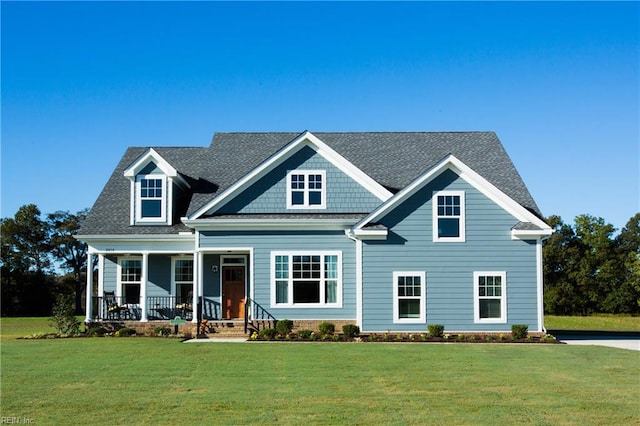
[433,190,465,242]
[393,271,426,323]
[136,175,166,222]
[287,170,326,209]
[119,258,142,304]
[272,251,341,307]
[474,271,507,323]
[173,258,194,304]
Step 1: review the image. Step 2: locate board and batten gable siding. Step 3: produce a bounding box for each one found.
[361,169,539,332]
[216,146,382,214]
[199,230,357,320]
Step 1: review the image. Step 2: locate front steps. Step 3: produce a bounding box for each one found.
[201,320,250,339]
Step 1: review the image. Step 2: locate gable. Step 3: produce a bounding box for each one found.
[351,155,551,239]
[214,145,384,215]
[188,131,393,219]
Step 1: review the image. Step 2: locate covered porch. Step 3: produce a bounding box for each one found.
[84,248,274,329]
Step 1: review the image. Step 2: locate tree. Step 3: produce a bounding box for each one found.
[543,212,640,315]
[47,209,89,314]
[605,213,640,313]
[1,205,54,316]
[1,204,51,273]
[571,214,617,314]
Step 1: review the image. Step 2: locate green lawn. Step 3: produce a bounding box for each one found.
[1,318,639,425]
[545,315,640,332]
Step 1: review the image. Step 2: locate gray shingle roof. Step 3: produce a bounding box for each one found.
[79,132,542,235]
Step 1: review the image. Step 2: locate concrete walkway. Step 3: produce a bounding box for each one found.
[560,338,639,351]
[550,330,640,351]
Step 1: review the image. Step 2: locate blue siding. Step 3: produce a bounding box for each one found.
[217,146,381,214]
[199,230,357,320]
[103,256,117,293]
[147,256,171,297]
[362,169,539,332]
[202,254,221,298]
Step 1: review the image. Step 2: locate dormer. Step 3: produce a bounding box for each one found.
[124,148,190,226]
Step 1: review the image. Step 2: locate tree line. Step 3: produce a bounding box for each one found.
[543,213,639,315]
[1,204,639,317]
[1,204,88,316]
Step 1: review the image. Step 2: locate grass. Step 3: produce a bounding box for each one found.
[545,314,640,332]
[1,318,639,425]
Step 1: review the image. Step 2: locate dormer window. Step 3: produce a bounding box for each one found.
[137,175,166,222]
[124,148,190,226]
[287,170,326,209]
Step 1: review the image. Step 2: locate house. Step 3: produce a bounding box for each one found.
[77,131,552,335]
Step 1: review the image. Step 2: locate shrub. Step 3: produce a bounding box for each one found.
[342,324,360,338]
[511,324,529,340]
[298,329,313,339]
[427,324,445,338]
[49,294,81,336]
[318,322,335,336]
[115,327,136,337]
[258,328,277,340]
[86,326,108,337]
[154,326,171,336]
[275,319,293,336]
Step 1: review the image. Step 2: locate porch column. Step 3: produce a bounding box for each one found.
[85,253,94,323]
[193,251,203,323]
[140,252,149,322]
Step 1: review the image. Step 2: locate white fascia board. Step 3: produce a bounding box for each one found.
[75,234,195,243]
[182,217,355,231]
[188,131,393,220]
[123,148,190,188]
[353,154,552,233]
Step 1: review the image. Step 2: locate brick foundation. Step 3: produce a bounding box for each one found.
[87,321,197,337]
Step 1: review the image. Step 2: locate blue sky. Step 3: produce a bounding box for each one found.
[2,1,638,231]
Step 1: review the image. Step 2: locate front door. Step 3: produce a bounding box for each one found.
[222,266,245,319]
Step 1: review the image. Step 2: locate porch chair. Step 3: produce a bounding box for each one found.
[175,291,193,320]
[104,291,130,320]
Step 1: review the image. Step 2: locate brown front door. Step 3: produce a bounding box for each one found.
[222,266,245,319]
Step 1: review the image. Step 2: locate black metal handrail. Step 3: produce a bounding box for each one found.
[147,296,193,320]
[244,297,277,333]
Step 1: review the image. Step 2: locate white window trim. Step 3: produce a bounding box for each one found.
[286,170,327,210]
[117,256,142,304]
[432,190,466,242]
[270,251,342,308]
[393,271,426,323]
[171,256,194,300]
[135,174,168,224]
[474,271,507,324]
